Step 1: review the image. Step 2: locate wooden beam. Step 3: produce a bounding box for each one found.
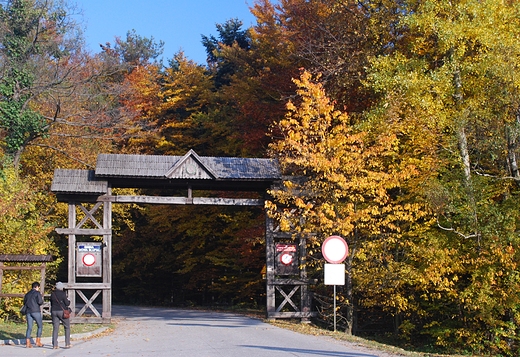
[267,312,317,318]
[64,283,111,289]
[0,293,24,298]
[55,228,111,235]
[0,293,53,298]
[97,195,264,206]
[0,254,53,262]
[193,197,264,206]
[0,266,47,271]
[273,278,317,285]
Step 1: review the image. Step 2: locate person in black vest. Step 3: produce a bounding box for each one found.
[23,281,44,348]
[50,282,71,349]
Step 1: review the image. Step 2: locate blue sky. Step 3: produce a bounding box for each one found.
[73,0,258,64]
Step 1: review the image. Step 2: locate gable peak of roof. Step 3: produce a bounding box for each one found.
[165,150,218,179]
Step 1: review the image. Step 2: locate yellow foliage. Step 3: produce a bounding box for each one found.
[0,163,60,318]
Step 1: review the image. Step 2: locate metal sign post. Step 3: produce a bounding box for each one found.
[334,284,336,332]
[322,236,348,332]
[324,263,345,331]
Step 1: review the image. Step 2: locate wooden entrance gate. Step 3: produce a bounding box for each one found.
[51,150,314,323]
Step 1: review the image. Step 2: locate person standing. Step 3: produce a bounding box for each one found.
[23,281,44,348]
[50,282,71,349]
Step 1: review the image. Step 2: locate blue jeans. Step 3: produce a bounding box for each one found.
[26,311,43,339]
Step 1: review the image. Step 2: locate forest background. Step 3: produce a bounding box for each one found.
[1,0,520,355]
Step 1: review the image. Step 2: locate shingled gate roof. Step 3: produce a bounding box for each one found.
[51,150,281,196]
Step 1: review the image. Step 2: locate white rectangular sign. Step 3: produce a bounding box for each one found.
[324,263,345,285]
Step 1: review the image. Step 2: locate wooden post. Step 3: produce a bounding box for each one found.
[0,262,3,299]
[39,263,46,296]
[299,235,310,323]
[103,186,112,319]
[265,215,275,320]
[68,202,77,316]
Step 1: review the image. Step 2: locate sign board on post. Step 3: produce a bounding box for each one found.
[324,263,345,285]
[321,235,348,264]
[76,242,102,277]
[275,243,298,275]
[321,235,348,332]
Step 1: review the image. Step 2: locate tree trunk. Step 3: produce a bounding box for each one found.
[344,249,354,335]
[506,108,520,183]
[13,147,24,170]
[453,69,480,245]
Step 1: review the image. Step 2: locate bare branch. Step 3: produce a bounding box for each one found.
[436,218,478,239]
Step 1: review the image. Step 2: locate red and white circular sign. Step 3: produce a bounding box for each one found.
[82,253,96,267]
[280,252,294,266]
[321,235,348,264]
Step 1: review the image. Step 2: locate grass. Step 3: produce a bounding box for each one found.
[0,319,109,341]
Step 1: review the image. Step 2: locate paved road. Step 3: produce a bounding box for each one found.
[1,305,402,357]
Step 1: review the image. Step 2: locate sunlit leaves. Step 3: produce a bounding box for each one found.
[269,71,422,241]
[0,162,59,318]
[364,0,520,353]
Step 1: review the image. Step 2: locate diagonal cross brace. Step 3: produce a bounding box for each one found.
[76,289,102,317]
[76,203,104,229]
[275,285,300,312]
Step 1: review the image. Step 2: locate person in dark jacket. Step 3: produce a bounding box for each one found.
[50,281,71,349]
[23,281,44,348]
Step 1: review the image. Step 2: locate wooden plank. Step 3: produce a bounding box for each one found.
[97,195,264,206]
[0,293,24,298]
[193,197,264,206]
[0,254,53,262]
[98,196,191,204]
[267,312,317,318]
[0,293,51,298]
[272,231,294,239]
[0,266,49,271]
[273,278,316,285]
[55,228,111,235]
[64,283,111,289]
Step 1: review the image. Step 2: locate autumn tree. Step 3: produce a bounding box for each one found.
[364,0,520,353]
[198,10,299,155]
[0,0,80,166]
[0,163,59,318]
[202,18,251,88]
[111,29,164,67]
[267,71,426,334]
[216,0,378,155]
[0,0,138,173]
